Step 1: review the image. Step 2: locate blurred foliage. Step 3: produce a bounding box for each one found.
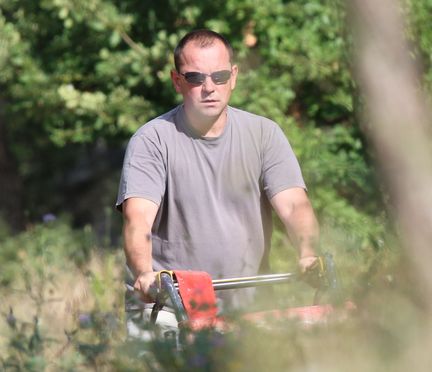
[0,0,396,248]
[0,217,93,286]
[0,223,427,371]
[404,0,432,90]
[0,220,125,370]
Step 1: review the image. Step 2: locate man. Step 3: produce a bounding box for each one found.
[116,29,319,335]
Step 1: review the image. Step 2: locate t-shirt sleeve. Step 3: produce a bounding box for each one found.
[261,122,306,199]
[116,130,166,211]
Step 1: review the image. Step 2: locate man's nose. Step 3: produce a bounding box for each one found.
[201,76,216,92]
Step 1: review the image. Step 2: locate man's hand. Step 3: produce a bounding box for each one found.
[133,271,158,303]
[299,255,325,288]
[299,256,318,274]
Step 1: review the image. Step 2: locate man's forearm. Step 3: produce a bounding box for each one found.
[121,198,159,299]
[286,205,320,258]
[287,216,319,258]
[123,222,153,277]
[271,188,320,258]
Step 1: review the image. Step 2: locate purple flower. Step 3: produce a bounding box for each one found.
[42,213,57,223]
[78,313,93,328]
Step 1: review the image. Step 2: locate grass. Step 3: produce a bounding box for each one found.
[1,220,431,371]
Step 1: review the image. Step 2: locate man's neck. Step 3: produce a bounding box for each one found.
[186,108,228,138]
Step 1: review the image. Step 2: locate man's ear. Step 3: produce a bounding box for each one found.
[230,64,239,90]
[171,69,182,93]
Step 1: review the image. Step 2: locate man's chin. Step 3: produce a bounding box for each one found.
[185,103,227,123]
[199,104,226,117]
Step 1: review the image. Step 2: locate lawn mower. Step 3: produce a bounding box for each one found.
[148,253,352,338]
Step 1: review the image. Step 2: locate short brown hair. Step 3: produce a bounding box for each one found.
[174,29,234,71]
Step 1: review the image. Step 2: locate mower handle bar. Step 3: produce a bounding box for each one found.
[173,273,298,290]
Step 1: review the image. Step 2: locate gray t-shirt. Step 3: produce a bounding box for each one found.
[116,105,305,309]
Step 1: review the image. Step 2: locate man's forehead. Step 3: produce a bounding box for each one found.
[180,39,230,62]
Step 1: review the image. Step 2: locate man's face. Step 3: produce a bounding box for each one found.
[171,40,238,124]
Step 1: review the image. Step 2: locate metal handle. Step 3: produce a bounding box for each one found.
[152,272,188,324]
[175,273,297,290]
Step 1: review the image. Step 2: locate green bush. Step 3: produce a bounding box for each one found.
[0,217,93,286]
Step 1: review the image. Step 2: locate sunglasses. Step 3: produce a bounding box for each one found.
[179,70,232,85]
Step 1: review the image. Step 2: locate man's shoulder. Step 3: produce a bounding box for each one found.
[228,106,279,131]
[134,106,180,137]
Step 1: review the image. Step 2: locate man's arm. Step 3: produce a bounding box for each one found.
[122,197,159,301]
[270,187,319,272]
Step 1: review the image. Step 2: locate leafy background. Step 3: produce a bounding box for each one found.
[0,0,431,370]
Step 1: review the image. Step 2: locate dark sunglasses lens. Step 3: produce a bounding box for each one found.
[183,70,231,85]
[211,70,231,84]
[184,72,205,85]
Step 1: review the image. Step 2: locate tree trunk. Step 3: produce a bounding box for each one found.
[349,0,432,308]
